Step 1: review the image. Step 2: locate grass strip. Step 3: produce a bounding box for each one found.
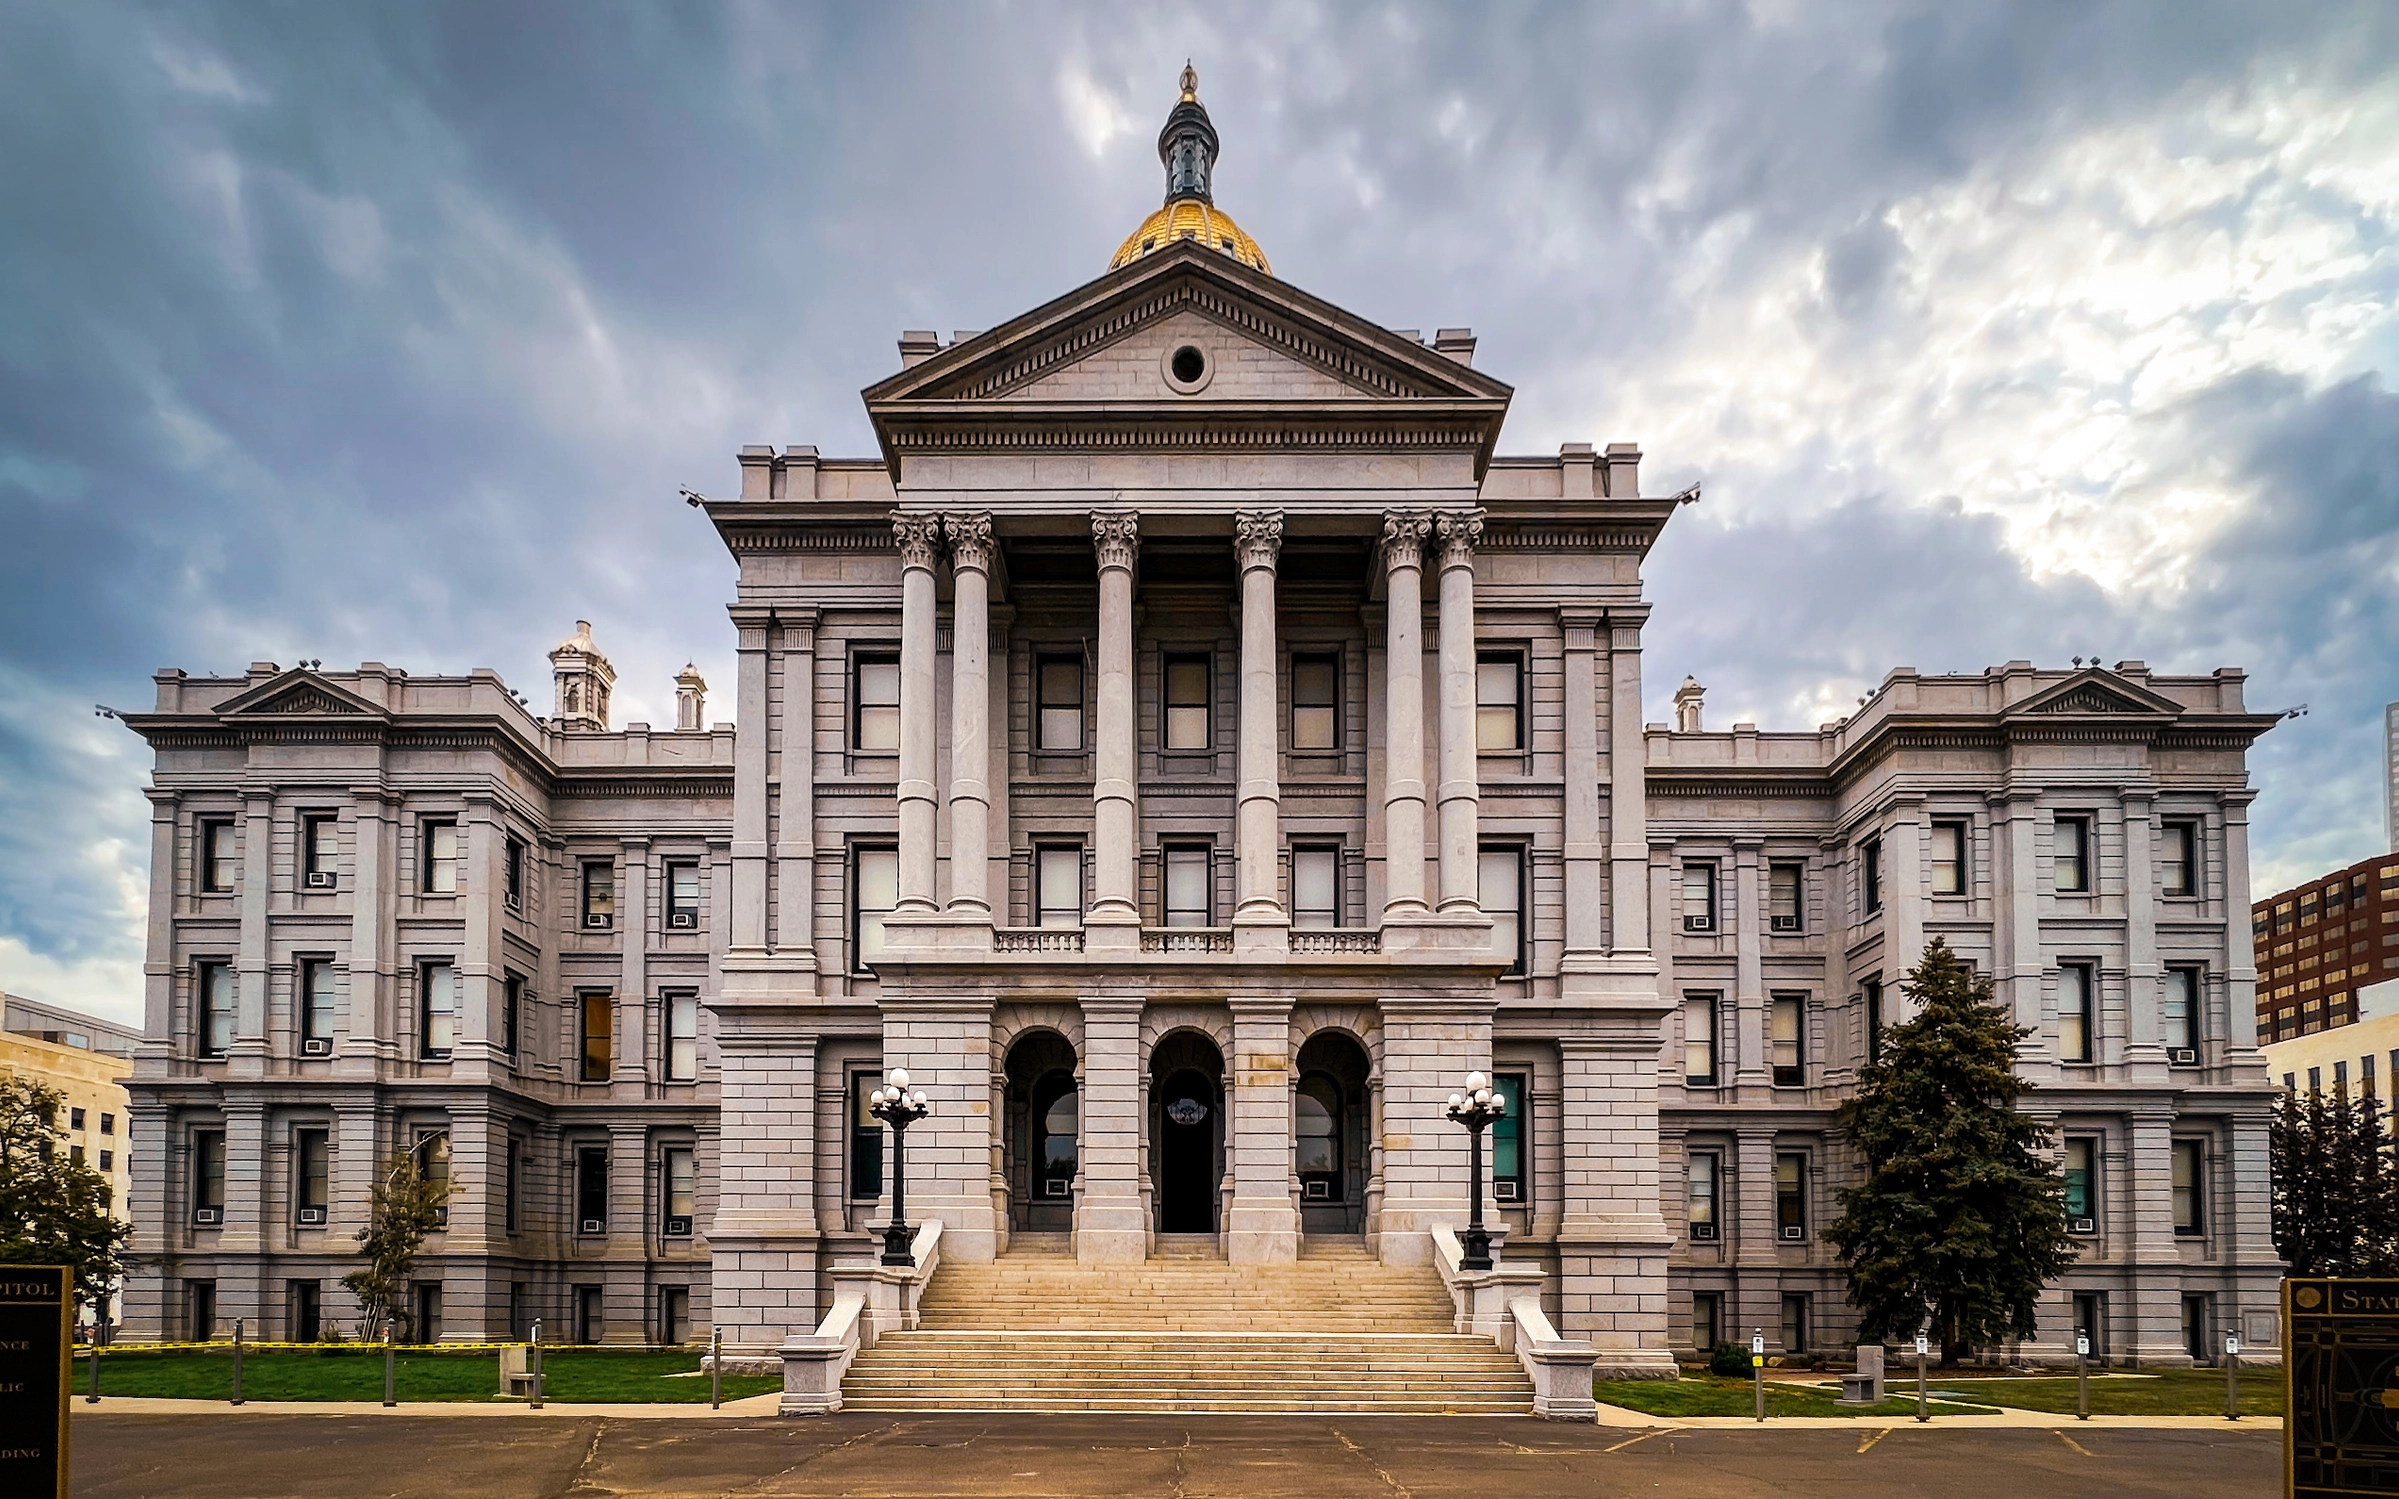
[1593,1375,1997,1419]
[73,1346,781,1405]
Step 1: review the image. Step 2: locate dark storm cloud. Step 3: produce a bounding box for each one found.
[1,0,2394,1016]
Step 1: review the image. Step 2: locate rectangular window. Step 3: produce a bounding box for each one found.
[100,1113,114,1136]
[2058,963,2094,1063]
[2161,822,2197,897]
[1475,653,1524,752]
[1684,996,1719,1085]
[198,961,235,1057]
[1292,845,1340,929]
[1687,1151,1719,1240]
[1682,863,1717,932]
[70,1106,85,1131]
[2172,1140,2205,1236]
[201,818,239,893]
[662,1146,695,1236]
[851,1072,885,1200]
[1781,1293,1810,1355]
[420,962,456,1059]
[851,846,899,970]
[665,993,699,1082]
[504,836,525,911]
[99,1149,111,1171]
[2064,1138,2095,1226]
[580,994,613,1081]
[1480,845,1525,975]
[1036,844,1083,927]
[296,1129,329,1221]
[1693,1292,1721,1353]
[423,820,459,894]
[1769,862,1803,933]
[576,1146,608,1234]
[1931,822,1966,896]
[1770,995,1805,1086]
[71,1144,83,1164]
[2164,967,2199,1055]
[502,973,523,1059]
[1162,653,1211,751]
[302,815,337,887]
[1775,1152,1807,1238]
[414,1132,450,1228]
[658,1286,691,1346]
[193,1130,226,1221]
[581,861,614,929]
[1490,1072,1526,1203]
[853,654,900,751]
[666,861,701,929]
[300,959,336,1051]
[1291,653,1339,750]
[1864,978,1884,1063]
[1037,655,1084,751]
[290,1280,321,1342]
[1862,839,1882,914]
[2055,816,2090,892]
[1163,843,1211,927]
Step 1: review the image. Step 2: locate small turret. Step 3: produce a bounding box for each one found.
[1674,676,1705,734]
[550,620,617,731]
[675,663,707,732]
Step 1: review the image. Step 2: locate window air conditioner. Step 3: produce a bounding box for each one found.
[2167,1047,2198,1066]
[1780,1225,1805,1241]
[1494,1180,1520,1202]
[297,1207,326,1227]
[2070,1217,2096,1235]
[580,1218,606,1235]
[1304,1180,1330,1200]
[1770,915,1800,932]
[1690,1222,1719,1241]
[193,1207,221,1226]
[1043,1180,1069,1198]
[664,1215,692,1237]
[585,914,612,929]
[1684,915,1715,933]
[301,1038,332,1057]
[670,912,697,929]
[504,893,522,913]
[305,871,336,889]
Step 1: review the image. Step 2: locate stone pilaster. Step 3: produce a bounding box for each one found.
[2123,791,2166,1076]
[1087,511,1142,945]
[231,791,273,1077]
[1226,997,1299,1262]
[1232,510,1287,946]
[1732,839,1766,1091]
[2222,791,2262,1055]
[730,608,773,950]
[1433,510,1484,916]
[1371,998,1487,1266]
[1607,614,1651,953]
[1075,995,1148,1262]
[1559,611,1606,956]
[620,837,649,1082]
[2126,1110,2193,1365]
[772,609,819,959]
[342,788,395,1070]
[1555,1035,1678,1377]
[944,513,996,926]
[1379,513,1432,924]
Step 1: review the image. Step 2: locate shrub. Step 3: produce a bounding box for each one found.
[1709,1342,1750,1378]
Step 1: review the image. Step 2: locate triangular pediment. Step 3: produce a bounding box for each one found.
[862,242,1513,474]
[2006,670,2184,720]
[215,670,388,719]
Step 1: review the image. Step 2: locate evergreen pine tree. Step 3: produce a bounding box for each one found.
[2271,1082,2399,1276]
[1825,938,2076,1363]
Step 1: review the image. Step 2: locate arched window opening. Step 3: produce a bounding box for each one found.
[1297,1073,1342,1199]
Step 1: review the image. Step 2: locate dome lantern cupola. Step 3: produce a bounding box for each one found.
[1110,64,1271,276]
[1160,62,1219,205]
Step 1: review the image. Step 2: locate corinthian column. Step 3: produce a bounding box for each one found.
[1380,511,1432,922]
[1434,509,1484,915]
[1233,510,1286,942]
[892,512,942,915]
[944,512,994,922]
[1088,510,1141,941]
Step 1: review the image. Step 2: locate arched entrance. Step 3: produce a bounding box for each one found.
[1295,1031,1371,1236]
[1004,1030,1078,1233]
[1148,1030,1225,1234]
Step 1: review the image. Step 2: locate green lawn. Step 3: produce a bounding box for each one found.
[1592,1375,1998,1419]
[73,1346,782,1405]
[1947,1369,2280,1418]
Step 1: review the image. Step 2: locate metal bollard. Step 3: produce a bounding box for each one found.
[1914,1332,1929,1423]
[1751,1329,1766,1422]
[2225,1332,2241,1420]
[2075,1332,2090,1421]
[529,1320,543,1411]
[383,1322,396,1408]
[86,1321,103,1404]
[709,1326,722,1410]
[231,1318,245,1405]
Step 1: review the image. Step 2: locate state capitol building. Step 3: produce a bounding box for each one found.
[118,71,2282,1410]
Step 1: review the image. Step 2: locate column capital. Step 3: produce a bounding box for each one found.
[943,511,994,573]
[1091,508,1140,572]
[1233,509,1284,571]
[1434,508,1485,571]
[1378,510,1431,571]
[892,512,943,570]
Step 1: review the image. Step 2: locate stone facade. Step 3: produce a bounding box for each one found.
[119,233,2280,1375]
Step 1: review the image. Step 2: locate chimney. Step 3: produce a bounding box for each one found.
[1604,442,1642,499]
[898,330,941,368]
[1433,328,1477,365]
[1560,442,1597,498]
[675,664,707,732]
[1674,676,1705,734]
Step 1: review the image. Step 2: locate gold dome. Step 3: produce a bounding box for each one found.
[1110,200,1271,275]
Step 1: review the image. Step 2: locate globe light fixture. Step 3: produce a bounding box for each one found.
[1444,1068,1508,1270]
[868,1069,933,1266]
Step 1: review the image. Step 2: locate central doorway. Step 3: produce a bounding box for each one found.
[1149,1030,1224,1234]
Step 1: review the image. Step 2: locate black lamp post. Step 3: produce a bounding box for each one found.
[869,1069,932,1267]
[1444,1070,1508,1271]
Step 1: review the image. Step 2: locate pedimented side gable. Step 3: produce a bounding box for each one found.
[214,670,387,719]
[997,308,1377,402]
[2007,669,2184,719]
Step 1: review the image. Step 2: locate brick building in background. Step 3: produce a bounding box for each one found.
[2254,854,2399,1042]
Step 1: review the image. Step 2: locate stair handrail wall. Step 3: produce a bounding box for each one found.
[1432,1221,1599,1421]
[779,1219,945,1415]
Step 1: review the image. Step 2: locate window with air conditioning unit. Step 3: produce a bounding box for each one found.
[300,957,336,1057]
[192,1130,226,1225]
[301,810,336,889]
[296,1129,330,1228]
[1682,863,1717,932]
[667,861,701,930]
[662,1146,695,1238]
[1769,862,1803,933]
[2164,967,2201,1064]
[576,1146,608,1237]
[1688,1151,1720,1241]
[1774,1152,1808,1240]
[2064,1138,2098,1234]
[582,860,615,929]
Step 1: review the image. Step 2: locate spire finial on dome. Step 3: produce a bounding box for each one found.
[1180,61,1198,101]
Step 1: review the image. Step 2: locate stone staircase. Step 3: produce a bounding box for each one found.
[840,1236,1534,1414]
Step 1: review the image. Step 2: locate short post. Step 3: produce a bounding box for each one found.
[1752,1329,1766,1422]
[709,1326,722,1410]
[2225,1332,2240,1420]
[529,1320,544,1411]
[383,1321,396,1408]
[231,1317,244,1405]
[1914,1331,1929,1423]
[2075,1332,2090,1421]
[86,1319,103,1404]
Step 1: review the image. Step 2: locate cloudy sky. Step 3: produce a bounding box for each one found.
[3,2,2396,1026]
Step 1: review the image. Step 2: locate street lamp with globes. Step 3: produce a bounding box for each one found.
[868,1070,932,1266]
[1444,1070,1508,1271]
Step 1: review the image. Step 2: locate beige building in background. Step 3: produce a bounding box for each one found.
[1,1002,135,1319]
[2264,977,2399,1097]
